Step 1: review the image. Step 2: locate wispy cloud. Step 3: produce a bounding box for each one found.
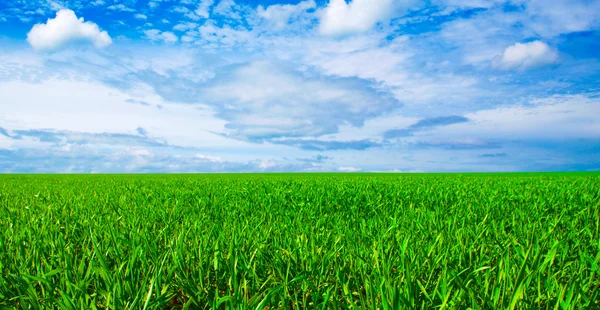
[271,139,381,151]
[480,153,507,158]
[384,116,469,139]
[107,4,135,12]
[144,29,178,43]
[125,99,151,106]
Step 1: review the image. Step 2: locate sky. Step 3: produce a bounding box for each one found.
[0,0,599,173]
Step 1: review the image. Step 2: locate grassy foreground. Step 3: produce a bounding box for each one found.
[0,173,599,309]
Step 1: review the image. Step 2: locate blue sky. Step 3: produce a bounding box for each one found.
[0,0,599,173]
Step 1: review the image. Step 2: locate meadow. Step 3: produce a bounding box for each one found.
[0,173,598,309]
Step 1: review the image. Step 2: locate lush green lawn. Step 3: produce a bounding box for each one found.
[0,173,599,309]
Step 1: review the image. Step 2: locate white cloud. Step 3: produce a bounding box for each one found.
[257,0,316,29]
[144,29,179,43]
[46,0,65,11]
[213,0,240,19]
[339,166,361,172]
[200,60,400,140]
[172,5,203,20]
[437,9,522,65]
[149,1,160,9]
[173,22,198,32]
[27,9,112,50]
[435,0,600,37]
[433,0,505,12]
[300,35,486,109]
[107,4,135,12]
[134,14,148,20]
[131,148,152,157]
[518,0,600,37]
[432,1,600,67]
[195,0,215,18]
[90,0,105,6]
[196,154,224,163]
[258,159,277,169]
[197,21,254,48]
[427,94,600,141]
[0,78,235,150]
[492,41,558,70]
[319,0,394,36]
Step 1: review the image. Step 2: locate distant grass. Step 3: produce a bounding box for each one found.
[0,173,599,309]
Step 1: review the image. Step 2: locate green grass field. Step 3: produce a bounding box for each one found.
[0,173,599,309]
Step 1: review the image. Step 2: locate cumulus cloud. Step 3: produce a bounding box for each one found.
[492,41,558,70]
[26,9,112,50]
[144,29,179,43]
[319,0,394,36]
[257,0,316,29]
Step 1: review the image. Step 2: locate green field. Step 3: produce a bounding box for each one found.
[0,173,599,309]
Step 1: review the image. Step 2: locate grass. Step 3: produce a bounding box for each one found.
[0,173,599,309]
